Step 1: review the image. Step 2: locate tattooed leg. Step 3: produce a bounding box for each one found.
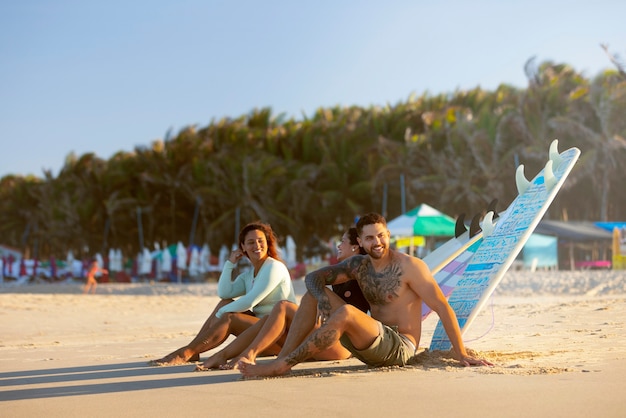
[238,325,341,378]
[239,304,376,378]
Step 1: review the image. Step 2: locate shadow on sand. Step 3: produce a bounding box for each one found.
[0,361,239,401]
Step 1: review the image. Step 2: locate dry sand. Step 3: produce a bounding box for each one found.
[1,270,625,417]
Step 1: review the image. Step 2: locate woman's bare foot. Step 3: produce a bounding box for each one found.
[148,347,196,366]
[238,358,292,378]
[195,353,228,371]
[222,351,254,370]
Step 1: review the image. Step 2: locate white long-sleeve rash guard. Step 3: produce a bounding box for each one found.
[216,257,296,318]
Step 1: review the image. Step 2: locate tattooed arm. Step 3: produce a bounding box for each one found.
[304,256,365,321]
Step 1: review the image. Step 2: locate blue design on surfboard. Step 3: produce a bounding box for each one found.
[421,238,483,320]
[429,140,580,351]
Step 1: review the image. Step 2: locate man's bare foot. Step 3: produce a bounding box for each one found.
[148,347,195,366]
[238,358,291,378]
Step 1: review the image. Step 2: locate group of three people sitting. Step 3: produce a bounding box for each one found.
[150,213,491,378]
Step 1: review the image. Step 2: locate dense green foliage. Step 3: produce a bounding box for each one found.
[2,60,625,260]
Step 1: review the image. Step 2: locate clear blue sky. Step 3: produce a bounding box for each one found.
[1,0,624,178]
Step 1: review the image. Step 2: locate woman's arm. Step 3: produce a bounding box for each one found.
[216,259,287,318]
[217,261,246,299]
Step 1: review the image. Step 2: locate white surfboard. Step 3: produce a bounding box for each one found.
[421,210,499,320]
[423,214,480,273]
[423,199,500,275]
[429,140,580,350]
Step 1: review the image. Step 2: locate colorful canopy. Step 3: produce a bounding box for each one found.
[387,204,456,237]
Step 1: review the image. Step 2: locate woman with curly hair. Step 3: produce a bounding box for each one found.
[150,222,296,366]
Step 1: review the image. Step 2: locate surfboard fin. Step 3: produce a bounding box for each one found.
[544,159,558,190]
[481,211,496,237]
[455,213,467,238]
[515,164,530,195]
[549,139,563,168]
[486,198,499,220]
[469,213,481,237]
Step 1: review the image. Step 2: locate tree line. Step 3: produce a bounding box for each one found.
[1,58,625,262]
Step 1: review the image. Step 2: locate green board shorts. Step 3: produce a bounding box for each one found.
[340,321,417,367]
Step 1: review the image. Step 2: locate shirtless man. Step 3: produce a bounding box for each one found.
[239,212,492,377]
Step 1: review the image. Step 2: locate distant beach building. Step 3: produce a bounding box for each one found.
[0,244,22,260]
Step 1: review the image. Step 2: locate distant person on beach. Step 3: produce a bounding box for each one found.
[83,260,107,294]
[239,212,492,378]
[196,227,369,370]
[150,222,296,366]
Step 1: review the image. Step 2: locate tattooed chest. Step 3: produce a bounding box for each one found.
[358,263,403,305]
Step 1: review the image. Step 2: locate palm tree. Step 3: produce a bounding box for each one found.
[549,69,626,220]
[497,58,594,219]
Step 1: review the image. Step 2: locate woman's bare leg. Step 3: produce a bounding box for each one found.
[197,316,270,370]
[186,299,235,361]
[150,299,232,365]
[150,299,258,365]
[193,299,233,339]
[226,300,298,369]
[275,293,317,357]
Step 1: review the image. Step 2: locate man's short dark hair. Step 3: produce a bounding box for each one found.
[356,212,387,236]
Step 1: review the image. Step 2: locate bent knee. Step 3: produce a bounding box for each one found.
[220,311,247,323]
[274,300,297,313]
[220,312,234,323]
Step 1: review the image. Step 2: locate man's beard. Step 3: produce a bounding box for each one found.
[366,244,386,260]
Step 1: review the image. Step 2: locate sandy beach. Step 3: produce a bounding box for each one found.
[1,270,625,417]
